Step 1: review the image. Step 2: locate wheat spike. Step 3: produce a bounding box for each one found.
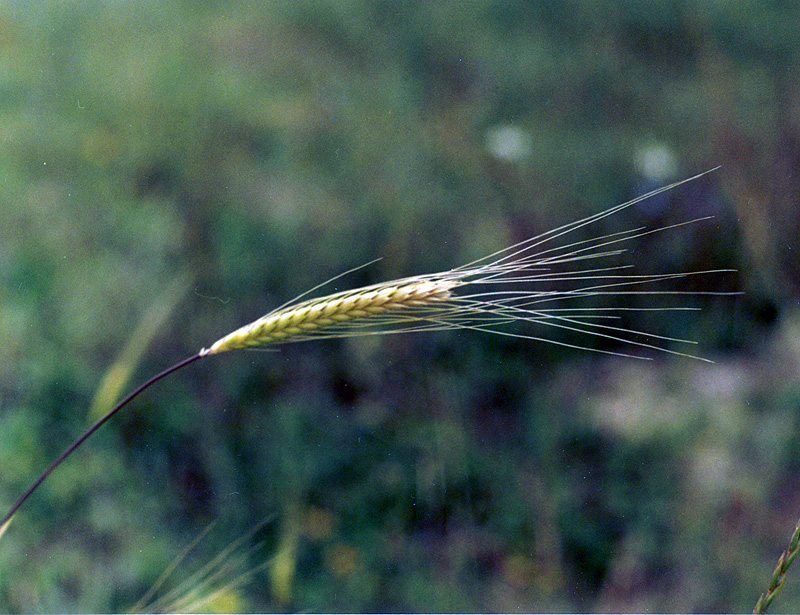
[201,278,460,354]
[201,168,731,361]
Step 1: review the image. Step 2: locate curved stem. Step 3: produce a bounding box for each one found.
[0,352,205,531]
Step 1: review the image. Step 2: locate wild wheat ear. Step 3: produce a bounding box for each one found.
[754,517,800,613]
[0,167,732,532]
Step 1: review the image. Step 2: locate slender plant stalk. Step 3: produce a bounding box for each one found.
[0,353,203,533]
[0,169,730,536]
[754,517,800,613]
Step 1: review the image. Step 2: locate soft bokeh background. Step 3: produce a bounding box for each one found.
[1,1,799,612]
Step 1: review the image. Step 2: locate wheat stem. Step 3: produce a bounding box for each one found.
[0,353,203,533]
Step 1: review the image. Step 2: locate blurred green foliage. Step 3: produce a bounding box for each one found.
[2,0,800,612]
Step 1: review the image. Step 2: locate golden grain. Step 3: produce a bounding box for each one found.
[202,278,459,354]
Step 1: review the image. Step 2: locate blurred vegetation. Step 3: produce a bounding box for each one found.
[1,0,800,612]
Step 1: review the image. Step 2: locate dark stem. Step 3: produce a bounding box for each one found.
[0,352,205,530]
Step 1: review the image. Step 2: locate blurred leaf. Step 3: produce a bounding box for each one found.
[87,273,193,422]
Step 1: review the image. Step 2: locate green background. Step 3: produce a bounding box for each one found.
[1,1,799,612]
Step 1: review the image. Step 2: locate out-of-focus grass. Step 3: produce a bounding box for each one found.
[1,1,799,612]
